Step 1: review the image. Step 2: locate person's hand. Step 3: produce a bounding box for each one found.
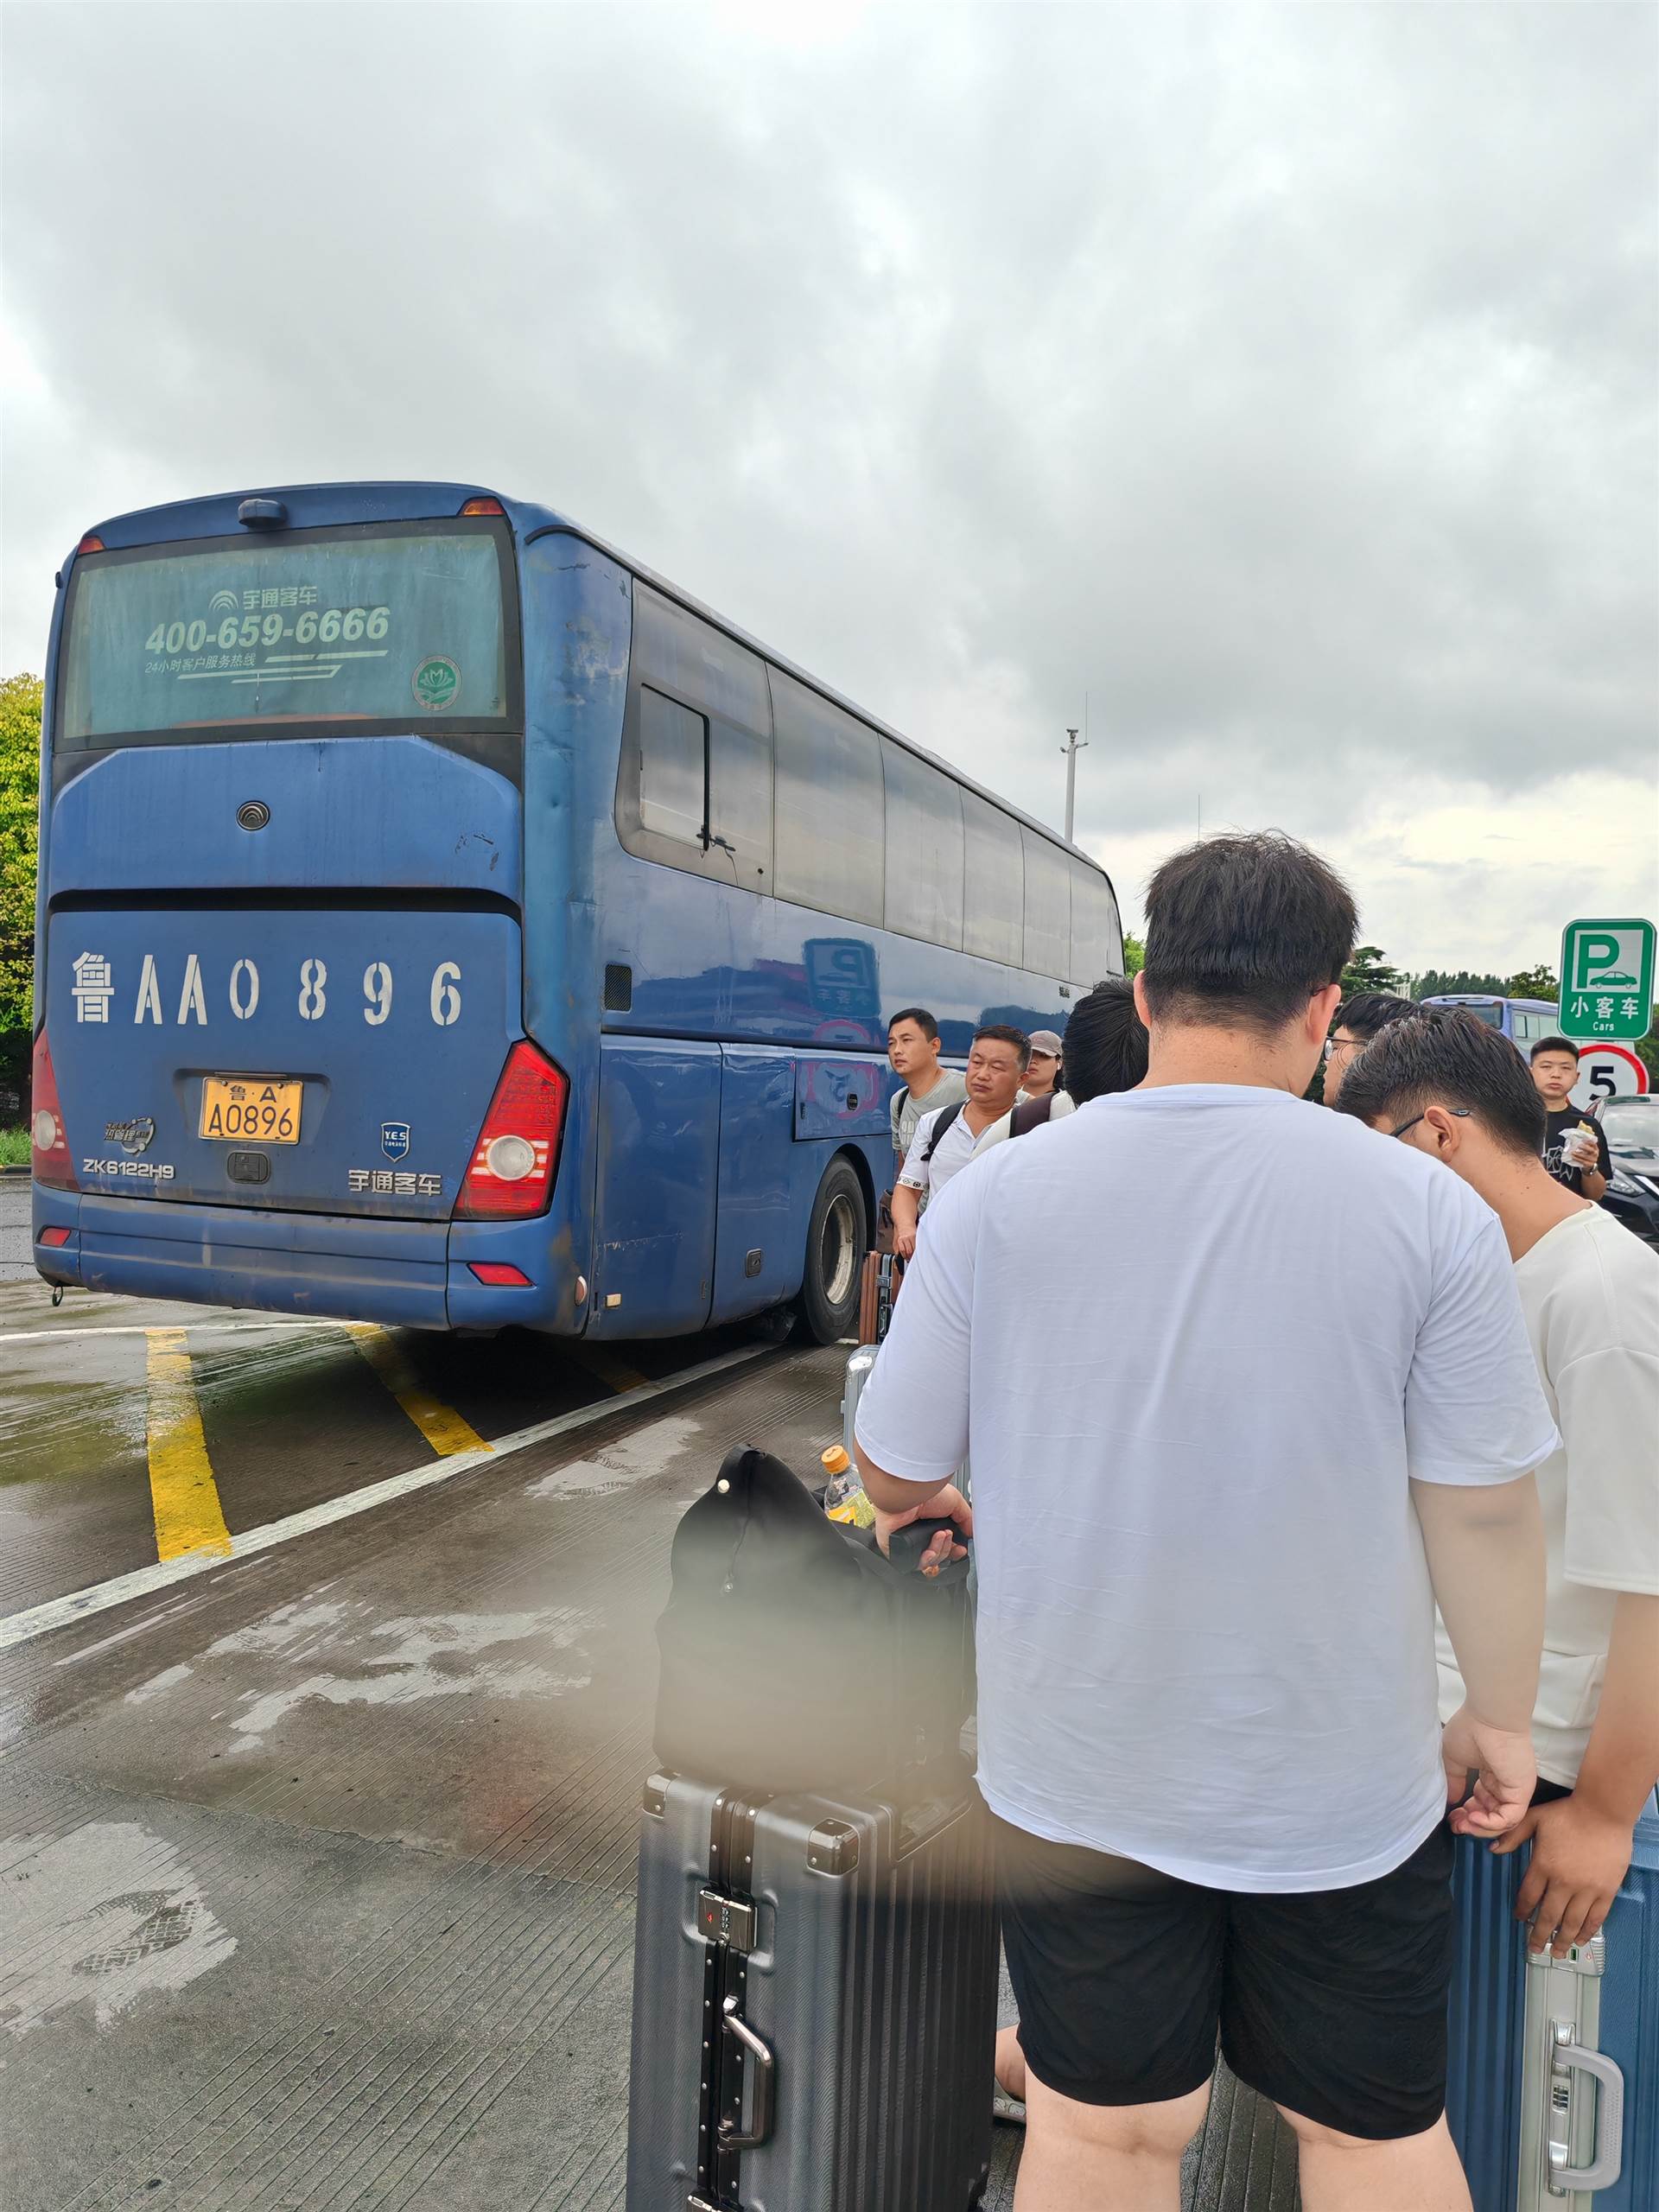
[1563,1128,1598,1170]
[893,1223,918,1261]
[1494,1794,1635,1955]
[1441,1705,1537,1837]
[874,1483,971,1575]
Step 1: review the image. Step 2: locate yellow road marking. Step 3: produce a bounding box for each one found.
[344,1324,491,1457]
[145,1331,233,1562]
[568,1343,653,1395]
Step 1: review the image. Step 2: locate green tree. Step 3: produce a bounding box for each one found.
[0,674,42,1051]
[1122,931,1144,976]
[1340,944,1404,997]
[1637,1011,1659,1090]
[1409,969,1506,1001]
[1505,964,1558,1001]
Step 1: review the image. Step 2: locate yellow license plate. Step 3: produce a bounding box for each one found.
[200,1077,303,1145]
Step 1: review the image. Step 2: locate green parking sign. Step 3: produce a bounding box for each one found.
[1559,917,1656,1041]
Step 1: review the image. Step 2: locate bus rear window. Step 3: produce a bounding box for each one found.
[59,520,516,747]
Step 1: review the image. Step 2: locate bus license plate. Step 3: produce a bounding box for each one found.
[200,1077,302,1145]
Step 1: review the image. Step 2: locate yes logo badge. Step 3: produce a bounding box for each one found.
[381,1122,411,1161]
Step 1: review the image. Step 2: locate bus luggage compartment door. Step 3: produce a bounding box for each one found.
[590,1036,720,1337]
[42,906,522,1223]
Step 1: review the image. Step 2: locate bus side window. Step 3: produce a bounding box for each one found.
[883,741,964,950]
[771,668,883,925]
[1070,860,1121,983]
[620,583,773,887]
[961,789,1024,965]
[638,688,709,847]
[1022,830,1071,978]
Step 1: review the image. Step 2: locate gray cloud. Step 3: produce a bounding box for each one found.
[3,2,1654,962]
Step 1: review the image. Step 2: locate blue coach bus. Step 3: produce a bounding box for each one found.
[1417,995,1559,1046]
[30,482,1123,1340]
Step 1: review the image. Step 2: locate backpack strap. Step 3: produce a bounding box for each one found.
[920,1099,967,1161]
[1008,1095,1055,1139]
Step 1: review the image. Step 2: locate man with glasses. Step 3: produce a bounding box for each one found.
[1321,991,1414,1107]
[1338,1009,1659,1970]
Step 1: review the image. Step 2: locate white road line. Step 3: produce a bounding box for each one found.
[0,1343,772,1653]
[0,1320,338,1347]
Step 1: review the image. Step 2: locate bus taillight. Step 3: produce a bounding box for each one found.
[458,497,504,517]
[30,1031,79,1191]
[454,1041,568,1220]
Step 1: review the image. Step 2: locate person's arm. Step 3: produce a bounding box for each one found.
[1581,1122,1610,1204]
[1414,1475,1547,1834]
[1403,1200,1558,1832]
[1495,1592,1659,1952]
[889,1180,920,1261]
[854,1165,977,1569]
[890,1119,931,1259]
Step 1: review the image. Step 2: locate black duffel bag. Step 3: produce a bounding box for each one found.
[652,1442,973,1801]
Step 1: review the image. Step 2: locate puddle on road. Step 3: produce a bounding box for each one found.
[187,1325,361,1422]
[141,1592,606,1752]
[0,1319,347,1498]
[0,1346,149,1491]
[1,1820,237,2036]
[524,1411,704,1502]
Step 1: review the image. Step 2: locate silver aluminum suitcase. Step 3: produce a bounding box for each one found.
[1447,1791,1658,2212]
[1516,1933,1627,2209]
[626,1770,997,2212]
[842,1340,878,1465]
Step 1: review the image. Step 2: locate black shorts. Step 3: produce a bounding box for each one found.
[995,1811,1455,2141]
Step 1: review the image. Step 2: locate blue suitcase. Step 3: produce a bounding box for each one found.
[1446,1792,1659,2212]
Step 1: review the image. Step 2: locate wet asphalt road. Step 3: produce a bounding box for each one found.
[0,1259,1294,2211]
[0,1277,834,2212]
[2,1170,34,1281]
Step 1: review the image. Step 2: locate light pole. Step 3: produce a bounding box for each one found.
[1062,726,1089,844]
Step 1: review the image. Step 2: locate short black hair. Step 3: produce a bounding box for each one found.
[1060,979,1148,1103]
[1529,1034,1581,1065]
[972,1023,1031,1070]
[1141,832,1357,1032]
[887,1007,939,1042]
[1333,993,1415,1045]
[1335,1007,1547,1156]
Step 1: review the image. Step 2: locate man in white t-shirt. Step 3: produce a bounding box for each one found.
[855,833,1554,2212]
[889,1025,1027,1258]
[1338,1007,1659,1958]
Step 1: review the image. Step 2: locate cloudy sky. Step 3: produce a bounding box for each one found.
[3,2,1655,974]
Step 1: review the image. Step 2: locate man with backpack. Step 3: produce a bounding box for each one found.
[886,1006,967,1165]
[890,1025,1028,1258]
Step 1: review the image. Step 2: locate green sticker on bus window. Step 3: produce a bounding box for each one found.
[412,655,460,711]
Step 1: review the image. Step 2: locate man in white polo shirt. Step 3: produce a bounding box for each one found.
[855,833,1555,2212]
[889,1025,1027,1259]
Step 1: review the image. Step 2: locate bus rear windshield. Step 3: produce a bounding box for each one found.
[59,519,517,748]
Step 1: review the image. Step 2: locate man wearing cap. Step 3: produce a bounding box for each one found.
[1022,1031,1064,1100]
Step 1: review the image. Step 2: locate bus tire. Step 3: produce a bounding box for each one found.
[798,1157,868,1344]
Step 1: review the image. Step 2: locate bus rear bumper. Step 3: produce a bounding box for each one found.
[36,1191,454,1330]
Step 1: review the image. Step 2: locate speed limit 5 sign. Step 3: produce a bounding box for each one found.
[1571,1042,1650,1110]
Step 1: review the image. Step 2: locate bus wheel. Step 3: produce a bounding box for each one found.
[798,1158,868,1344]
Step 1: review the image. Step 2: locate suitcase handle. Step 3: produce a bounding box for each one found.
[887,1516,972,1581]
[719,1994,775,2151]
[1546,2022,1624,2194]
